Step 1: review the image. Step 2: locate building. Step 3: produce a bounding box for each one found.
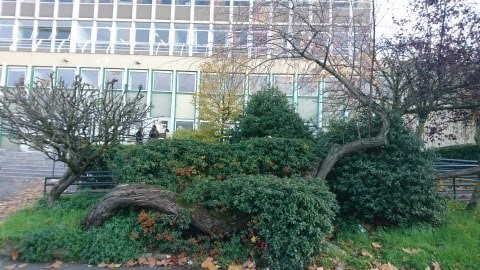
[0,0,372,150]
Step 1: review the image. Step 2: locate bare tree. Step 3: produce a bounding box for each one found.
[0,75,149,203]
[228,0,389,179]
[379,0,480,138]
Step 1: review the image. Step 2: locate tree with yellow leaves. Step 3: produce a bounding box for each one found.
[193,55,247,141]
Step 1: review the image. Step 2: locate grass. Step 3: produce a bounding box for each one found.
[0,194,101,247]
[1,196,479,269]
[315,202,480,269]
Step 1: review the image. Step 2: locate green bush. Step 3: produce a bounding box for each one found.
[110,138,317,192]
[231,86,312,141]
[19,227,86,262]
[326,116,446,226]
[434,144,479,160]
[182,175,338,270]
[80,213,147,264]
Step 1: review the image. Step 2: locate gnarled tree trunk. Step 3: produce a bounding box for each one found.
[82,184,247,237]
[48,168,81,204]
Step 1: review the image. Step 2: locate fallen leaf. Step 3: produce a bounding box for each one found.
[107,263,122,269]
[125,260,137,267]
[148,257,156,268]
[98,262,108,267]
[18,264,29,269]
[242,260,255,270]
[228,265,243,270]
[11,249,19,261]
[378,262,398,270]
[201,257,218,270]
[138,257,147,265]
[372,242,382,249]
[361,250,374,258]
[402,247,421,254]
[6,264,17,270]
[431,261,441,270]
[45,260,63,269]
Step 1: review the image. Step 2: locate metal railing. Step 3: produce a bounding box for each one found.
[433,158,478,201]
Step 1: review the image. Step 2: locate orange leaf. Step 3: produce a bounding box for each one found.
[11,249,19,261]
[378,262,398,270]
[147,257,156,268]
[45,260,63,269]
[201,257,218,270]
[18,264,29,269]
[371,242,382,249]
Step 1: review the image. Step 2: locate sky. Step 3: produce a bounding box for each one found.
[376,0,410,38]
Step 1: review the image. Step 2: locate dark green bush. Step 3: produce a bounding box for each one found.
[80,213,147,264]
[110,138,317,192]
[182,175,338,270]
[434,144,479,160]
[231,86,312,141]
[19,227,86,262]
[326,116,446,226]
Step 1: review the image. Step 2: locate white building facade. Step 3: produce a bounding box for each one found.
[0,0,371,150]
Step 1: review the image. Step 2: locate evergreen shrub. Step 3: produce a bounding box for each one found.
[326,116,446,226]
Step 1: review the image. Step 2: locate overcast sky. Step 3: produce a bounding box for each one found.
[376,0,410,38]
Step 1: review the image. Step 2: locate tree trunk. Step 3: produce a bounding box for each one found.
[316,117,390,180]
[416,115,427,138]
[48,169,81,204]
[82,184,247,238]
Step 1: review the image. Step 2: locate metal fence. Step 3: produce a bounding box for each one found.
[433,158,478,201]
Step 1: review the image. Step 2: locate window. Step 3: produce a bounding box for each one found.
[213,25,228,48]
[135,23,150,53]
[233,0,249,6]
[18,20,34,49]
[0,20,14,49]
[77,22,93,52]
[7,67,26,87]
[177,72,196,93]
[273,75,293,95]
[96,22,111,51]
[176,0,191,5]
[173,24,189,54]
[248,74,268,94]
[154,23,170,54]
[80,69,99,88]
[55,21,71,52]
[138,0,153,3]
[196,0,210,5]
[252,27,268,56]
[175,121,194,130]
[232,25,248,47]
[153,71,172,91]
[129,70,148,91]
[297,75,318,96]
[214,0,229,7]
[116,22,131,53]
[33,67,53,87]
[193,25,209,53]
[104,69,124,90]
[157,0,172,4]
[56,68,76,87]
[36,21,53,50]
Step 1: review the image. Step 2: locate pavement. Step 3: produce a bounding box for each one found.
[0,178,44,223]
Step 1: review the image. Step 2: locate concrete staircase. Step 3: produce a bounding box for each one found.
[0,151,67,182]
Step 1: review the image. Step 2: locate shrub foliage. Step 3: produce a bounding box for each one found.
[231,86,312,141]
[325,116,446,226]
